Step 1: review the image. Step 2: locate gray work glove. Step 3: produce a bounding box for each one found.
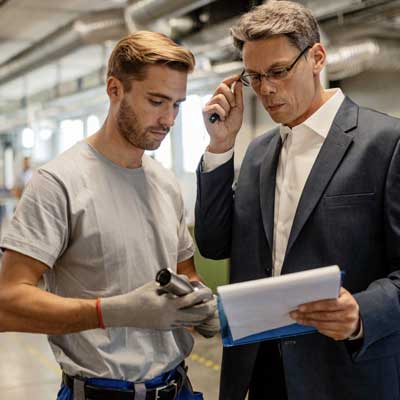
[195,296,220,338]
[100,281,216,330]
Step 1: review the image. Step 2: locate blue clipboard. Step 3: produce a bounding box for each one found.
[218,270,345,347]
[218,296,316,347]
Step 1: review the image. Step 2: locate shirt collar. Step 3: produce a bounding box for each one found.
[279,88,345,141]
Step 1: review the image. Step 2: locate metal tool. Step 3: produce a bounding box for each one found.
[155,268,194,296]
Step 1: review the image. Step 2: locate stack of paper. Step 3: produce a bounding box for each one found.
[217,265,341,341]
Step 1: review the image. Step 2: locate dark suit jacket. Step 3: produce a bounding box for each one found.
[195,97,400,400]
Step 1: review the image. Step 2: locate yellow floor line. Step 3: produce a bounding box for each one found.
[10,334,61,377]
[189,353,220,372]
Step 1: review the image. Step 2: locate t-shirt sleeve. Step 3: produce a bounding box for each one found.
[0,169,69,267]
[176,194,195,263]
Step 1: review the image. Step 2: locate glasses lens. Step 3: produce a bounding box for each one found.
[239,73,250,87]
[269,69,289,80]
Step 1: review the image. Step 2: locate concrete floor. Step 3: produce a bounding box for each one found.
[0,331,222,400]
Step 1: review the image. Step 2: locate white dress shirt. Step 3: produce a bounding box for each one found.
[273,89,345,276]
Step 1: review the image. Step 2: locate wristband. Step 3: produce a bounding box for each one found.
[96,298,105,329]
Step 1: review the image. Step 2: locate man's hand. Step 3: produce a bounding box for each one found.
[203,75,244,154]
[290,287,360,341]
[100,281,216,330]
[195,296,220,338]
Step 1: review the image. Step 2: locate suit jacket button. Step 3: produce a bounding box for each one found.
[264,267,271,275]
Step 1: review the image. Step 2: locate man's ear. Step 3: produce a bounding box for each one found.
[310,43,326,75]
[106,76,124,101]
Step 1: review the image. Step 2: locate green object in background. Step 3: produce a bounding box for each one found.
[189,226,230,293]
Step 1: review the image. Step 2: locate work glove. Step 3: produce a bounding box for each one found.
[100,281,215,330]
[195,296,220,338]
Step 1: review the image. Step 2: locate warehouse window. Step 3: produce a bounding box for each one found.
[87,115,100,136]
[181,94,211,173]
[59,119,84,153]
[34,128,53,162]
[21,128,35,149]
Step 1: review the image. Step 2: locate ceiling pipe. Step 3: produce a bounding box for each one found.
[303,0,395,20]
[326,38,400,80]
[124,0,218,32]
[0,8,127,86]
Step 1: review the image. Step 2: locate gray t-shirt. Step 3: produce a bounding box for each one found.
[0,141,195,380]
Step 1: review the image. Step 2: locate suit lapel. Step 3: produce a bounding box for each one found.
[259,130,282,251]
[285,97,359,258]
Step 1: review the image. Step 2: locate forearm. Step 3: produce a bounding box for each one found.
[177,257,201,281]
[0,283,98,334]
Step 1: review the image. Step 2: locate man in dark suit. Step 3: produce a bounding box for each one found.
[195,1,400,399]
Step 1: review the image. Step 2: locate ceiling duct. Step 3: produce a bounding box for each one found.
[124,0,218,32]
[304,0,395,20]
[326,38,400,80]
[0,9,127,86]
[182,17,239,63]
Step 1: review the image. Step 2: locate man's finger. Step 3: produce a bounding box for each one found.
[291,310,348,322]
[298,298,342,313]
[221,74,241,87]
[176,286,213,308]
[204,103,227,121]
[207,94,232,114]
[234,81,244,111]
[296,319,348,331]
[214,83,237,108]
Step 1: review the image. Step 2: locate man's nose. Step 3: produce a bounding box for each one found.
[259,77,277,95]
[159,109,175,128]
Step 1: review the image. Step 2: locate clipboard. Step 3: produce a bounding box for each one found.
[218,296,316,347]
[217,267,344,347]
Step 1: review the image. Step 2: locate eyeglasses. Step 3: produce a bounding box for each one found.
[239,46,311,87]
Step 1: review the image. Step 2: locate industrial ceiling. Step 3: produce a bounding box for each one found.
[0,0,400,131]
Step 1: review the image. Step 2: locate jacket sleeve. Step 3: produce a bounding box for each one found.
[194,156,235,260]
[353,137,400,362]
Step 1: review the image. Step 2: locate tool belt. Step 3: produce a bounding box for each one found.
[62,364,187,400]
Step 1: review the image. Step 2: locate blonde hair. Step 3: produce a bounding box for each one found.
[107,31,195,90]
[231,0,320,52]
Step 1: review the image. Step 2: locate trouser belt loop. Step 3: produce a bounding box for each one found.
[134,382,146,400]
[73,376,85,400]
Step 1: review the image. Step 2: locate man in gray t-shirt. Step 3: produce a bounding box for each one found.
[0,32,217,400]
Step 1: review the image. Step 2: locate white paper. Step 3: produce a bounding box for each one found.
[217,265,341,340]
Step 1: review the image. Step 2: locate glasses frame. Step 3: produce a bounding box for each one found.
[239,46,312,87]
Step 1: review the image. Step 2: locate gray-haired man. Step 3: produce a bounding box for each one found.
[196,1,400,399]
